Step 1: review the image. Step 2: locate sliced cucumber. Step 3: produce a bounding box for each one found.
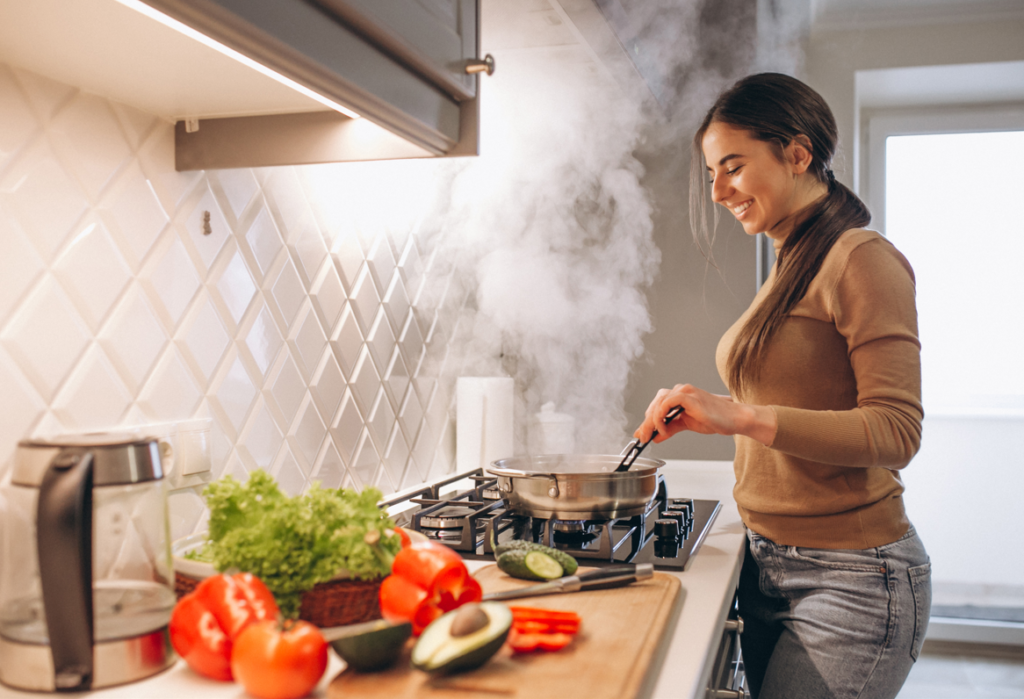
[497,549,563,581]
[524,551,563,580]
[493,540,578,576]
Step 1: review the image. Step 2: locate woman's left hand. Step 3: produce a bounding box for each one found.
[634,384,777,446]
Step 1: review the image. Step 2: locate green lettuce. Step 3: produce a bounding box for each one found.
[191,469,401,617]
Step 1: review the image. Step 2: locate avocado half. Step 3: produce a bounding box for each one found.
[327,619,413,672]
[411,602,512,675]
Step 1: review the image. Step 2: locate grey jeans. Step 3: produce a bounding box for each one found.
[739,526,932,699]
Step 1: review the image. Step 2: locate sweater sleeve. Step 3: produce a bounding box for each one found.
[769,238,924,469]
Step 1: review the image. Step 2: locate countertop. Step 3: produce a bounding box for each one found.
[0,460,745,699]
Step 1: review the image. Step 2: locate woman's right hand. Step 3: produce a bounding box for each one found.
[634,384,777,446]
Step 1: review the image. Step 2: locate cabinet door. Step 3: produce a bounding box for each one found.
[148,0,480,155]
[312,0,479,100]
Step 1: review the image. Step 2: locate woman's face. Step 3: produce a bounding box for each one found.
[702,122,819,239]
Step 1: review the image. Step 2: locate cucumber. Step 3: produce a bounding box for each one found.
[497,549,563,581]
[493,539,578,576]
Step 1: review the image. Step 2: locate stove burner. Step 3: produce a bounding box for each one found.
[424,528,465,540]
[420,506,480,529]
[480,487,503,501]
[552,520,594,534]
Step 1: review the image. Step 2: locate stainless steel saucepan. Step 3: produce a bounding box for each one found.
[487,454,664,520]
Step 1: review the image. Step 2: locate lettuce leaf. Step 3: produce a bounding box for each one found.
[198,470,401,617]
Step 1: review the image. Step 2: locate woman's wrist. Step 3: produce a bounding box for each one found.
[740,404,778,446]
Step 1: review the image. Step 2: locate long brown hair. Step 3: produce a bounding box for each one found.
[690,73,871,397]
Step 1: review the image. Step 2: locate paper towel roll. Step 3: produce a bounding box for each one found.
[456,377,514,474]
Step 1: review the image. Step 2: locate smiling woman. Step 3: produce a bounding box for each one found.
[633,73,931,699]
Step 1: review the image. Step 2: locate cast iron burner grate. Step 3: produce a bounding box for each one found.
[380,468,721,571]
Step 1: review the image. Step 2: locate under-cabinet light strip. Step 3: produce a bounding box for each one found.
[116,0,361,120]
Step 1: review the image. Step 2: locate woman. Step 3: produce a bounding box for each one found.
[634,73,931,699]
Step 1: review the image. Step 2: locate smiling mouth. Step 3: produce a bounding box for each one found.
[732,201,752,216]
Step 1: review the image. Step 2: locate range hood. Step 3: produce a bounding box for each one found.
[0,0,488,170]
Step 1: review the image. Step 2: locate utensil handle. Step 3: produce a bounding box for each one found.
[616,406,684,472]
[577,563,654,590]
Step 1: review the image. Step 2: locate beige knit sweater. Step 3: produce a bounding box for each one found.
[716,228,923,549]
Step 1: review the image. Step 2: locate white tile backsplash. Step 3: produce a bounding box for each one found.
[0,62,458,539]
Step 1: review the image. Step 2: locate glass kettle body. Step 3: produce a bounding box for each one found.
[0,434,177,691]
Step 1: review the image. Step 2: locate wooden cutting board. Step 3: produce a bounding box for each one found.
[327,564,682,699]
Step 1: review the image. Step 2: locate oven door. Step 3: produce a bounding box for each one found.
[706,592,748,698]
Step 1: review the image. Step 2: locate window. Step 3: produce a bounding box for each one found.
[867,104,1024,629]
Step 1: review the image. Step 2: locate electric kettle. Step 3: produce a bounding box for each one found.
[0,434,177,691]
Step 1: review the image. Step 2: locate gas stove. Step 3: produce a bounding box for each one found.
[381,468,721,571]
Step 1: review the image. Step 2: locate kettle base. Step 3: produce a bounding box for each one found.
[0,626,176,692]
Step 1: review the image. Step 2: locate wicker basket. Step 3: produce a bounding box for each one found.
[174,571,383,628]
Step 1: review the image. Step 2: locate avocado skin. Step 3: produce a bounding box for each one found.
[329,619,412,672]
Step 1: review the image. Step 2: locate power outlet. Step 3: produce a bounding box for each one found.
[131,419,213,490]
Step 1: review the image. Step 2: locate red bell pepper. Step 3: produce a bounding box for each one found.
[378,541,482,635]
[169,572,280,681]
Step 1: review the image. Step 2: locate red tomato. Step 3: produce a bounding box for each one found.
[378,541,482,635]
[231,619,328,699]
[169,573,279,681]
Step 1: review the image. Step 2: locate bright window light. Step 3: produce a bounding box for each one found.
[116,0,360,119]
[885,130,1024,414]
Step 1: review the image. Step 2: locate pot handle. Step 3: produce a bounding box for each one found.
[37,449,94,691]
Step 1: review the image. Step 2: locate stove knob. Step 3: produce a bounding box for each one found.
[654,518,680,540]
[660,510,685,530]
[669,499,694,523]
[654,536,679,559]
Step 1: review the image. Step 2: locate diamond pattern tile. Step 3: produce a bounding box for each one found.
[53,220,132,331]
[291,305,327,380]
[270,258,305,327]
[181,297,230,384]
[0,65,460,515]
[100,284,168,393]
[51,345,132,432]
[293,397,326,474]
[215,249,257,327]
[244,205,284,280]
[0,139,89,264]
[183,182,231,273]
[240,401,283,469]
[245,304,283,377]
[146,235,201,327]
[48,93,132,202]
[99,161,169,269]
[212,169,259,222]
[0,67,38,173]
[2,277,90,401]
[0,215,45,326]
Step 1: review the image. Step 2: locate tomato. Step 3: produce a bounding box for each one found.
[378,541,482,635]
[169,573,279,681]
[231,619,328,699]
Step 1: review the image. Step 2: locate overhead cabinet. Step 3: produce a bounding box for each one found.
[0,0,486,169]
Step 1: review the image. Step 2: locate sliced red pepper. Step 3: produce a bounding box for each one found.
[509,606,581,621]
[169,572,280,681]
[379,541,482,635]
[507,630,574,653]
[512,619,580,635]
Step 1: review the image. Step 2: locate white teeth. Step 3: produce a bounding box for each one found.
[733,201,752,215]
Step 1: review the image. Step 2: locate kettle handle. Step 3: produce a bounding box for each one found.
[37,449,94,691]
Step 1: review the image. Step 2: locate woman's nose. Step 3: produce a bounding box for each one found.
[710,175,729,203]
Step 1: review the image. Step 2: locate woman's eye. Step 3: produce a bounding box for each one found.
[727,166,742,176]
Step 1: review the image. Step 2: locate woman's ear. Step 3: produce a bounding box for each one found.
[786,135,815,175]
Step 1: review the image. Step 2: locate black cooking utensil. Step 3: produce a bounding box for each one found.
[615,405,685,472]
[481,563,654,602]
